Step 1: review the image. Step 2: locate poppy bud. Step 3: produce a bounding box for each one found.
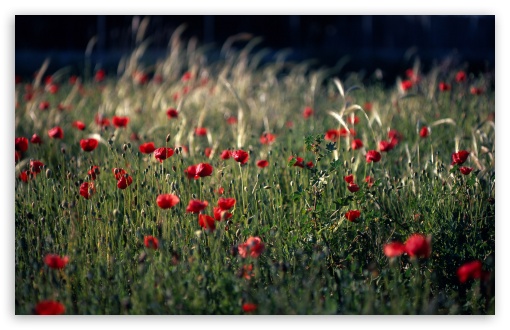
[45,168,52,178]
[166,134,171,142]
[123,144,128,151]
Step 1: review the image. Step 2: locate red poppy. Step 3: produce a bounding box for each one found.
[39,101,50,111]
[112,116,130,128]
[363,102,373,111]
[438,82,451,92]
[451,150,470,165]
[220,150,231,160]
[404,233,431,259]
[80,138,98,152]
[94,114,110,127]
[112,168,128,180]
[286,121,294,128]
[139,142,156,154]
[238,236,265,258]
[347,116,360,125]
[117,175,133,189]
[306,161,314,168]
[256,160,269,168]
[30,134,42,145]
[260,133,276,145]
[87,166,100,180]
[242,303,257,313]
[34,300,65,315]
[348,139,363,151]
[15,151,21,163]
[366,150,381,163]
[388,130,402,144]
[455,71,467,83]
[79,182,95,199]
[132,71,148,84]
[325,129,340,141]
[343,174,354,184]
[401,80,413,91]
[154,147,174,163]
[289,156,305,168]
[198,214,216,231]
[339,127,356,137]
[419,126,430,138]
[181,71,193,82]
[30,160,44,174]
[365,176,375,187]
[347,182,359,193]
[383,242,406,258]
[204,147,212,158]
[47,84,59,94]
[72,121,86,131]
[459,167,473,175]
[186,200,209,213]
[218,197,236,210]
[166,108,179,119]
[69,75,78,84]
[303,106,314,119]
[144,235,159,250]
[185,163,213,179]
[239,264,254,280]
[213,206,232,221]
[48,126,63,139]
[195,127,208,136]
[457,260,483,283]
[379,140,394,152]
[19,170,31,182]
[156,194,180,209]
[226,116,238,125]
[44,254,69,269]
[232,150,249,165]
[15,137,29,152]
[345,210,361,222]
[470,87,484,95]
[95,69,105,82]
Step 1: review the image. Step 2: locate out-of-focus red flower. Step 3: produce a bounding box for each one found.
[48,126,63,139]
[457,260,483,283]
[451,150,470,165]
[306,161,314,168]
[455,71,467,83]
[116,175,133,189]
[216,187,225,195]
[34,300,65,315]
[401,80,413,91]
[144,235,159,250]
[181,71,193,82]
[218,197,236,211]
[79,182,95,199]
[259,133,276,145]
[351,139,363,150]
[156,194,180,209]
[242,303,257,313]
[87,166,100,180]
[438,82,451,92]
[213,206,232,221]
[19,170,31,182]
[220,150,231,160]
[470,87,484,95]
[186,200,209,213]
[80,138,98,152]
[256,160,269,168]
[139,142,156,154]
[345,210,361,222]
[325,129,340,141]
[47,84,59,94]
[289,156,305,168]
[343,174,354,184]
[44,254,69,269]
[195,127,207,136]
[238,236,265,258]
[366,150,381,163]
[130,133,140,141]
[347,182,360,193]
[226,116,238,125]
[132,71,148,84]
[379,140,394,152]
[185,163,213,179]
[339,127,356,137]
[69,75,78,85]
[166,108,179,119]
[286,121,294,128]
[405,233,431,259]
[39,101,50,111]
[204,147,212,158]
[363,102,373,112]
[30,134,43,145]
[419,126,430,138]
[383,242,406,258]
[365,176,375,187]
[15,137,29,152]
[153,74,163,84]
[30,160,44,174]
[15,75,22,84]
[198,214,216,231]
[459,167,473,175]
[112,116,130,128]
[303,106,314,119]
[94,114,110,127]
[232,150,249,165]
[95,69,105,82]
[154,147,174,163]
[113,168,128,180]
[15,151,22,163]
[388,130,402,144]
[239,264,254,280]
[72,121,86,131]
[347,116,360,125]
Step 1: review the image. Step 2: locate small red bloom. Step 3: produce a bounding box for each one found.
[366,150,381,163]
[325,129,340,141]
[30,134,42,145]
[365,176,375,187]
[220,150,231,160]
[216,187,225,195]
[80,138,98,152]
[166,108,179,119]
[15,151,21,163]
[79,182,95,199]
[35,300,65,315]
[383,242,406,258]
[156,194,180,209]
[72,121,86,131]
[87,166,100,180]
[404,233,431,259]
[339,128,356,137]
[388,130,403,144]
[451,150,470,165]
[112,116,130,128]
[459,167,473,175]
[438,82,451,92]
[30,160,44,174]
[95,69,105,82]
[116,175,133,190]
[455,71,467,83]
[94,114,110,127]
[343,174,354,184]
[47,84,59,94]
[195,127,208,136]
[286,121,294,128]
[345,210,361,222]
[154,147,174,162]
[306,161,314,168]
[260,133,276,145]
[256,160,269,168]
[303,106,314,119]
[48,126,63,139]
[39,101,50,111]
[198,214,216,231]
[232,150,249,165]
[419,126,430,138]
[470,87,484,95]
[457,260,483,283]
[347,116,360,125]
[204,147,212,158]
[144,236,159,250]
[347,182,360,193]
[195,163,214,178]
[218,197,236,211]
[112,168,128,180]
[213,206,233,221]
[351,139,363,150]
[139,142,156,154]
[401,80,413,91]
[363,102,373,112]
[15,137,29,152]
[379,140,394,152]
[181,71,193,82]
[19,170,31,182]
[289,156,305,168]
[44,254,69,269]
[238,236,265,258]
[186,200,209,213]
[226,116,238,125]
[242,303,258,313]
[69,75,78,85]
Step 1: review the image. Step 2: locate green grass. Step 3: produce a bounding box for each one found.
[15,36,495,315]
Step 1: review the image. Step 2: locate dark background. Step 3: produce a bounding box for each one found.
[15,15,495,83]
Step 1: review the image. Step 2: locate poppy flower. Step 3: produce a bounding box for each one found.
[226,116,238,125]
[69,75,78,84]
[15,137,29,152]
[30,134,42,145]
[306,161,314,168]
[451,150,470,165]
[204,147,212,158]
[259,133,276,145]
[457,260,483,283]
[470,87,484,95]
[286,121,294,128]
[154,147,174,163]
[80,138,99,152]
[365,176,375,187]
[343,174,354,184]
[19,170,31,182]
[220,150,231,160]
[30,160,44,174]
[185,163,213,179]
[455,71,467,83]
[44,254,69,269]
[438,82,451,92]
[94,114,110,127]
[256,160,269,168]
[232,150,249,165]
[419,126,430,138]
[139,142,156,154]
[238,236,265,258]
[144,235,159,250]
[345,210,361,222]
[379,140,394,152]
[79,182,95,199]
[325,129,340,141]
[238,264,254,280]
[242,303,257,313]
[112,168,128,180]
[401,80,413,91]
[195,127,207,136]
[166,108,179,119]
[198,214,216,231]
[15,151,21,163]
[339,128,356,137]
[218,197,236,210]
[47,84,59,94]
[39,101,50,111]
[34,300,65,315]
[156,194,180,209]
[112,116,130,128]
[388,130,403,144]
[303,106,314,119]
[117,175,133,189]
[459,167,473,175]
[216,187,225,195]
[213,206,232,221]
[404,233,431,259]
[363,102,373,111]
[153,74,163,84]
[48,126,63,139]
[186,199,209,213]
[95,69,105,82]
[181,71,193,82]
[351,139,363,150]
[289,156,305,168]
[383,242,406,258]
[366,150,381,163]
[72,121,86,131]
[347,116,360,125]
[87,166,100,180]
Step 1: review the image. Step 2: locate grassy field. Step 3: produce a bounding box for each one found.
[14,32,495,315]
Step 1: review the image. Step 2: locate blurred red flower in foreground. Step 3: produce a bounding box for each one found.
[80,138,98,152]
[166,108,179,119]
[383,242,407,258]
[139,142,156,154]
[455,71,467,83]
[405,234,431,259]
[470,87,484,95]
[347,182,359,193]
[185,163,213,179]
[218,197,236,210]
[15,137,29,152]
[459,167,473,175]
[232,150,249,165]
[72,121,86,131]
[401,80,413,91]
[366,150,381,163]
[186,200,209,213]
[457,260,484,283]
[87,166,100,180]
[256,160,269,168]
[351,139,363,150]
[242,303,258,313]
[259,133,276,145]
[365,176,375,187]
[379,140,394,152]
[198,214,216,231]
[156,194,180,209]
[451,150,470,165]
[144,236,159,250]
[226,116,238,125]
[438,82,451,92]
[154,147,174,162]
[325,129,340,141]
[79,182,95,199]
[220,150,231,160]
[419,126,430,138]
[363,102,373,111]
[48,126,63,139]
[238,236,265,258]
[112,116,130,128]
[213,206,232,221]
[39,101,50,111]
[113,168,133,189]
[30,160,44,174]
[303,106,314,119]
[195,127,207,136]
[95,69,105,82]
[35,300,65,315]
[44,254,69,269]
[30,134,43,145]
[345,210,361,222]
[95,114,110,127]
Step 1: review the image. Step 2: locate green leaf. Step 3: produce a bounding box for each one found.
[287,157,297,167]
[449,164,459,174]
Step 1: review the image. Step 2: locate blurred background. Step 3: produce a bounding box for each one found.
[15,15,495,84]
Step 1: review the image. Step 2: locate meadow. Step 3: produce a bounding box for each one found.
[14,31,495,315]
